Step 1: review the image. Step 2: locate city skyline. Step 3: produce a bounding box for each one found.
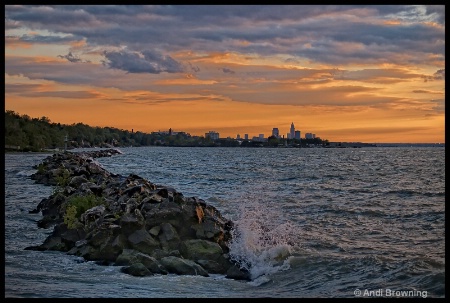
[5,5,445,143]
[160,121,318,142]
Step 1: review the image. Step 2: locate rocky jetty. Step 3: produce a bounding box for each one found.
[26,149,249,280]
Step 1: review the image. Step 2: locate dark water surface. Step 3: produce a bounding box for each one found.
[5,147,445,298]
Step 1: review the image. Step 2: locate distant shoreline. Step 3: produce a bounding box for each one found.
[4,143,445,154]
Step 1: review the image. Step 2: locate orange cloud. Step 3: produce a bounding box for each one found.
[69,39,87,49]
[5,36,33,49]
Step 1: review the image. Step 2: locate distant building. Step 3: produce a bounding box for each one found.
[205,131,219,140]
[272,128,279,138]
[305,133,315,139]
[252,135,267,142]
[244,134,249,140]
[237,134,241,140]
[152,129,187,136]
[290,122,295,140]
[295,130,301,140]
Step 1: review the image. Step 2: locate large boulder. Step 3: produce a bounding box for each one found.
[115,249,168,275]
[159,256,209,277]
[179,239,224,262]
[79,227,124,262]
[158,223,180,251]
[120,212,146,234]
[68,175,88,188]
[127,229,161,254]
[226,264,251,281]
[121,263,152,277]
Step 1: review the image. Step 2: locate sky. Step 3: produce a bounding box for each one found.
[5,5,445,143]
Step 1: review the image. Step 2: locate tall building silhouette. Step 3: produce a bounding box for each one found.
[272,128,279,138]
[290,122,295,139]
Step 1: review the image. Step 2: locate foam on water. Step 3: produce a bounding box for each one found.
[16,169,37,177]
[228,198,297,280]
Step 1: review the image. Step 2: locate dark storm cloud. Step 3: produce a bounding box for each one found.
[17,33,78,44]
[58,52,90,63]
[141,50,184,73]
[424,5,446,24]
[102,50,184,74]
[4,5,96,28]
[6,55,187,92]
[5,5,445,66]
[433,69,445,80]
[221,68,235,74]
[421,69,445,82]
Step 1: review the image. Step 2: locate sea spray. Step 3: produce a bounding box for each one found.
[228,197,297,280]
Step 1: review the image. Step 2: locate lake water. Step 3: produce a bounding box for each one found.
[4,146,445,298]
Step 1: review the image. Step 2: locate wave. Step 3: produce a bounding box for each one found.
[16,169,36,177]
[227,197,297,280]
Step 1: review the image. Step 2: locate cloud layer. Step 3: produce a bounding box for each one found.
[5,5,445,65]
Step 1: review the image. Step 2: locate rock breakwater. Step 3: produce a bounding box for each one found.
[26,149,250,280]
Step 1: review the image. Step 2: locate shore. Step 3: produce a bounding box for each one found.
[24,149,252,280]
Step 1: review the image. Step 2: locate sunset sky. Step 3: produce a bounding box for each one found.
[5,5,445,143]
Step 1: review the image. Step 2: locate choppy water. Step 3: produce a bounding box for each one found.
[5,146,445,298]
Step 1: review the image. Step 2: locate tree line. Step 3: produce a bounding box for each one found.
[4,110,217,151]
[5,110,327,152]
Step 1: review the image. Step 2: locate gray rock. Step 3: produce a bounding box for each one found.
[196,259,227,274]
[148,226,160,237]
[121,262,152,276]
[225,264,251,281]
[160,256,209,277]
[127,228,161,254]
[115,249,168,274]
[69,175,88,188]
[120,213,145,234]
[179,239,223,262]
[158,223,180,250]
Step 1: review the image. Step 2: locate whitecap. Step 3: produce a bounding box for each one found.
[16,170,36,177]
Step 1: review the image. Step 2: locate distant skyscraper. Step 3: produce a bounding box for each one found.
[272,128,279,138]
[205,131,219,140]
[244,134,248,140]
[237,134,241,140]
[295,130,301,140]
[290,122,295,139]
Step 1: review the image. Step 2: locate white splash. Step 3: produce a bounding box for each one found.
[228,198,297,280]
[16,169,37,177]
[113,148,123,154]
